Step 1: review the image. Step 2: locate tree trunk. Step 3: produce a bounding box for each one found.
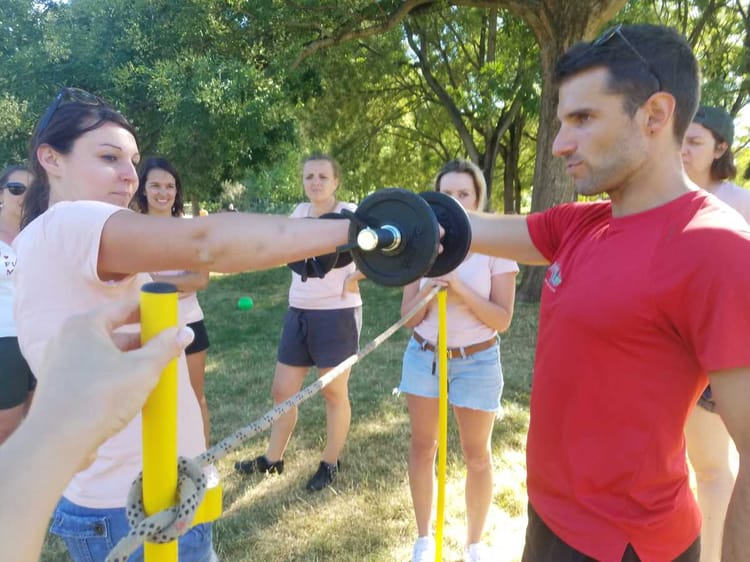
[509,0,627,301]
[502,112,524,214]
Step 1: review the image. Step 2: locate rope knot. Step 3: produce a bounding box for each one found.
[105,456,207,562]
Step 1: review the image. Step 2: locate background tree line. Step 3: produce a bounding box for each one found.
[1,0,748,299]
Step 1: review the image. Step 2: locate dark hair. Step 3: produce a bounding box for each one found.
[554,24,699,144]
[22,92,137,229]
[302,153,341,182]
[0,165,29,186]
[132,157,184,217]
[705,130,737,182]
[433,159,487,211]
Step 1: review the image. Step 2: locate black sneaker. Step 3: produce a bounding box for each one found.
[234,455,284,476]
[305,460,340,491]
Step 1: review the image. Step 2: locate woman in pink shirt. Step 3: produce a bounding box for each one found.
[399,160,518,562]
[235,153,362,492]
[131,156,212,446]
[13,87,350,562]
[681,106,748,562]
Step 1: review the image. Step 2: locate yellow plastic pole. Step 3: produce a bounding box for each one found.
[140,282,179,562]
[434,289,448,562]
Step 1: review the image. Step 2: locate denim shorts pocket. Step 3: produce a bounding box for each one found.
[50,511,114,562]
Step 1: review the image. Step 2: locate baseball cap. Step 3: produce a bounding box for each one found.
[693,106,734,146]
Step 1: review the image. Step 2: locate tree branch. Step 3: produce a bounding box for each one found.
[291,0,436,69]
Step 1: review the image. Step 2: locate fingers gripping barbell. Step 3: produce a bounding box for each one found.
[287,188,472,287]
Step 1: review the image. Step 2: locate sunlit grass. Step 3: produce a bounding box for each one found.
[42,268,539,562]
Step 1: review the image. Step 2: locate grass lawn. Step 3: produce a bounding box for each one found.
[42,267,539,562]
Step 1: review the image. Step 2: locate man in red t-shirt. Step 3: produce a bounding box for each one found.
[468,24,750,562]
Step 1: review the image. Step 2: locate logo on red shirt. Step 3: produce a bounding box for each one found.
[545,262,562,291]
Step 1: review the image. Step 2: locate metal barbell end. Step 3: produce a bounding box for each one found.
[356,225,402,252]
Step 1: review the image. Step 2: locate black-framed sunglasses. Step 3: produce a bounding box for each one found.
[35,87,104,137]
[1,182,27,196]
[592,24,662,92]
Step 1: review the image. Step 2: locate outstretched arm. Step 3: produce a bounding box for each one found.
[0,300,192,562]
[707,366,750,561]
[99,211,351,278]
[468,212,549,266]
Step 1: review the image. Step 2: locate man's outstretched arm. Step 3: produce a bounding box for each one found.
[468,213,549,265]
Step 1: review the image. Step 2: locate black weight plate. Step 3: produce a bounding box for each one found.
[419,191,472,277]
[349,188,439,287]
[319,212,353,268]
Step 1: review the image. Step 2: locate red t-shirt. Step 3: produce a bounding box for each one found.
[525,191,750,562]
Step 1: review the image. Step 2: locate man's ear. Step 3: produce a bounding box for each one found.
[36,144,63,178]
[643,92,676,136]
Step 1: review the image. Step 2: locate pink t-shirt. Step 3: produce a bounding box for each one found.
[288,202,362,310]
[710,181,750,223]
[13,201,205,508]
[414,253,518,347]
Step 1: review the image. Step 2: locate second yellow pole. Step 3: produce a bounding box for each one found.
[434,289,448,562]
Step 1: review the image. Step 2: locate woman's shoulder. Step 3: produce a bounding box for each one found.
[290,202,310,218]
[336,201,357,213]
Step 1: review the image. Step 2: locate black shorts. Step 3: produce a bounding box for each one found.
[185,319,210,355]
[522,503,699,562]
[277,307,362,368]
[0,336,37,409]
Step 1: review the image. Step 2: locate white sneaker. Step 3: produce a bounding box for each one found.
[412,536,436,562]
[463,542,489,562]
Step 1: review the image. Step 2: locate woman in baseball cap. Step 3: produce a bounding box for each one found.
[681,106,749,562]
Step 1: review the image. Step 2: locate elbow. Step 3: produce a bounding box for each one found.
[496,321,512,334]
[402,309,425,328]
[191,226,219,271]
[493,312,514,334]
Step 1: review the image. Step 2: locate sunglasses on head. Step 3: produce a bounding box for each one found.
[1,182,27,196]
[592,24,662,92]
[36,87,104,137]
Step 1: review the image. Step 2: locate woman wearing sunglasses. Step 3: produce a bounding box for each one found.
[0,165,35,445]
[12,88,350,562]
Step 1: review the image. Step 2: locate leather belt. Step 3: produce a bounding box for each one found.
[412,331,496,360]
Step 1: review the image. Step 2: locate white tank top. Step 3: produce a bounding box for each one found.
[0,240,17,337]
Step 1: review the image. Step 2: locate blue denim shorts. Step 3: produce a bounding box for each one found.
[50,497,217,562]
[399,336,503,413]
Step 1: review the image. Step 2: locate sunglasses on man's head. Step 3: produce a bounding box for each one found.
[35,87,104,137]
[591,24,662,92]
[1,182,27,196]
